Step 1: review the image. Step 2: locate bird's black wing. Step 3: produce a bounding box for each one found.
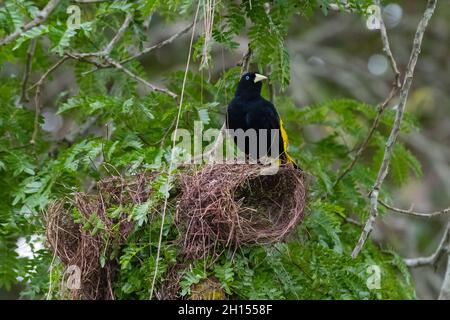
[245,98,280,131]
[255,98,297,168]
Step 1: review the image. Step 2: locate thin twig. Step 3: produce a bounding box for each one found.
[0,0,60,47]
[20,39,37,103]
[333,87,398,188]
[61,12,177,99]
[380,200,450,218]
[103,13,133,55]
[30,56,68,145]
[104,56,178,99]
[122,23,194,64]
[82,23,194,76]
[240,45,252,75]
[346,217,362,227]
[65,56,177,99]
[376,0,401,88]
[352,0,438,259]
[333,0,400,189]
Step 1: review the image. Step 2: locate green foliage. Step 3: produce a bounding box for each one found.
[0,0,418,299]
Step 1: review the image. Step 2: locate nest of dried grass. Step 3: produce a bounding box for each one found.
[176,164,306,259]
[45,163,307,299]
[46,172,156,300]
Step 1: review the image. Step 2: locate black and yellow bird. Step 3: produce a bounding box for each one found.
[226,72,299,169]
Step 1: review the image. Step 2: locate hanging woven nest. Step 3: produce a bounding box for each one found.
[176,163,307,259]
[45,172,157,300]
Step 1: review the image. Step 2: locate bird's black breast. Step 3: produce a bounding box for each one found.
[227,97,280,130]
[226,96,284,160]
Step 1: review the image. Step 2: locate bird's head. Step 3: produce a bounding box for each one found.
[235,72,268,99]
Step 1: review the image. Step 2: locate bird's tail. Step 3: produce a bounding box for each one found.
[280,152,301,170]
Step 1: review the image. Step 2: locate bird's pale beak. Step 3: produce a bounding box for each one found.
[254,73,268,83]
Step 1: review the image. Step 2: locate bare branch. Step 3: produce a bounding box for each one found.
[404,220,450,300]
[352,0,438,259]
[63,52,108,68]
[122,23,193,64]
[104,56,178,99]
[65,51,178,99]
[380,200,450,218]
[64,13,133,60]
[327,2,353,13]
[20,39,37,103]
[61,12,177,99]
[405,223,449,267]
[333,0,401,189]
[240,44,252,76]
[439,234,450,299]
[0,0,60,47]
[82,23,194,76]
[103,13,133,55]
[376,0,401,87]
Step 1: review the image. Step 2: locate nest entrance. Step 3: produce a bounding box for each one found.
[176,164,306,259]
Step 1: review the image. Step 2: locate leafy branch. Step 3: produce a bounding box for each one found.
[0,0,61,47]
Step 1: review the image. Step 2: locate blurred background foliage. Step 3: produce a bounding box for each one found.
[0,0,448,299]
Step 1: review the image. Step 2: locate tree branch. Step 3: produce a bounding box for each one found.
[104,56,178,99]
[103,13,133,55]
[352,0,438,259]
[62,12,177,100]
[405,223,449,268]
[439,233,450,299]
[380,200,450,218]
[31,56,68,145]
[333,0,400,189]
[20,39,37,103]
[121,22,194,64]
[82,22,194,76]
[0,0,60,47]
[377,0,401,88]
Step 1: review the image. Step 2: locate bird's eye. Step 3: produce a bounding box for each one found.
[245,75,250,80]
